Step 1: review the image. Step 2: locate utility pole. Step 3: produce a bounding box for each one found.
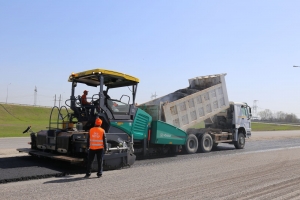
[54,94,56,106]
[151,92,157,100]
[58,94,61,107]
[34,86,37,106]
[252,100,258,119]
[6,83,11,104]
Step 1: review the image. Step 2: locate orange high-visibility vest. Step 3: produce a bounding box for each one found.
[89,127,104,150]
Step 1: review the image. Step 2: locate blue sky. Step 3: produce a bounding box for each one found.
[1,1,300,117]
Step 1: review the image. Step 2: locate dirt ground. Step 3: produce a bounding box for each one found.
[249,130,300,141]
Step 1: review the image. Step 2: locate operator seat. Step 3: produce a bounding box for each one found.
[76,95,89,117]
[80,95,96,117]
[77,95,84,112]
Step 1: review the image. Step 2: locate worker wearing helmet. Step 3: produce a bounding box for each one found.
[81,90,91,105]
[84,117,107,178]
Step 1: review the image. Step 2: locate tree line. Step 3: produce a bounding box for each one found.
[258,109,299,123]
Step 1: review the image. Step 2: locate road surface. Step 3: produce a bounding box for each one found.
[1,130,300,200]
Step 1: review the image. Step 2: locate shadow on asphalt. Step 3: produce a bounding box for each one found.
[43,174,106,184]
[135,145,235,161]
[43,176,88,184]
[212,145,236,151]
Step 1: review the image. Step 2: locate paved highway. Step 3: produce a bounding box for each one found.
[1,131,300,199]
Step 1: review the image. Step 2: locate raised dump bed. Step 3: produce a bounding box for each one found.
[139,73,229,131]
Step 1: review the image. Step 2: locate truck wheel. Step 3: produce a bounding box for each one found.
[185,134,198,154]
[234,132,245,149]
[199,133,213,153]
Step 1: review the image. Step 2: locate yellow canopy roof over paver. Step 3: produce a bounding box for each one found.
[68,68,139,88]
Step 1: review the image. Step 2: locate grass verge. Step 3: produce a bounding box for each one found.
[191,122,300,132]
[0,104,68,137]
[251,122,300,131]
[1,104,300,137]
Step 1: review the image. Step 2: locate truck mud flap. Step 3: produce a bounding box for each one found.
[246,131,251,137]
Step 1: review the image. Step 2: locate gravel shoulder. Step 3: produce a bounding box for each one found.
[249,130,300,141]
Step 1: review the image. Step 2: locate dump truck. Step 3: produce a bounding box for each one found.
[138,73,252,153]
[18,69,252,170]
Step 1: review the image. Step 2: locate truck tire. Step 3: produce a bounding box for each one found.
[199,133,213,153]
[185,134,198,154]
[234,132,245,149]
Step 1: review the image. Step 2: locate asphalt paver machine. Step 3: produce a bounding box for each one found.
[19,69,142,169]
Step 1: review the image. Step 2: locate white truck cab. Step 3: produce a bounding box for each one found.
[230,102,252,149]
[233,101,252,138]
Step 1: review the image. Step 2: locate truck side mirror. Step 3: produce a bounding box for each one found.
[248,114,252,120]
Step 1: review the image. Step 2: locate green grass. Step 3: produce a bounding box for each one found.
[0,104,69,137]
[191,121,300,132]
[1,104,300,137]
[251,122,300,131]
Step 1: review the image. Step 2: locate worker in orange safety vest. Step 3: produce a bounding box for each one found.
[84,117,107,178]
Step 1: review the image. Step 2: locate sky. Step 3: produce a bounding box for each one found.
[0,1,300,117]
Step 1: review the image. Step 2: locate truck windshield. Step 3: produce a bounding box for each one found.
[241,106,249,118]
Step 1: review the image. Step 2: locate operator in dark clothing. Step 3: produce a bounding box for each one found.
[84,117,108,178]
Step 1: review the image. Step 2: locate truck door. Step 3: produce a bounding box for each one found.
[237,105,251,137]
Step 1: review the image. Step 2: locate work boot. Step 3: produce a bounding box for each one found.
[84,174,91,178]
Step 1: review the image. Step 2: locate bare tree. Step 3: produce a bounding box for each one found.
[275,111,286,122]
[285,113,298,123]
[258,109,299,123]
[258,109,274,121]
